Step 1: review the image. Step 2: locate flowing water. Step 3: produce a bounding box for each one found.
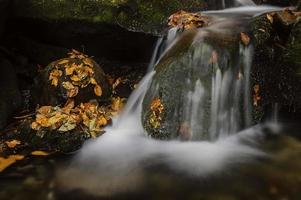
[54,3,300,198]
[2,2,301,200]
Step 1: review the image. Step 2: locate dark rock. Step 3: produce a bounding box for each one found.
[251,12,301,120]
[0,57,22,129]
[254,0,299,6]
[34,55,111,106]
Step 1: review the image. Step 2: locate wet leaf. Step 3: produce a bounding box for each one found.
[0,155,24,172]
[266,13,274,23]
[94,84,102,97]
[49,69,63,87]
[31,151,49,156]
[37,106,52,115]
[5,140,21,148]
[168,10,209,30]
[149,98,164,129]
[83,58,94,67]
[240,32,250,46]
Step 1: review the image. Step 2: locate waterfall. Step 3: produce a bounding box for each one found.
[57,4,282,195]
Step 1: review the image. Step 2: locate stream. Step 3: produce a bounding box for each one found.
[1,1,301,200]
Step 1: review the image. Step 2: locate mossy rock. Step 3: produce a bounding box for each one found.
[35,55,111,106]
[12,0,208,35]
[251,12,301,118]
[14,120,89,153]
[142,29,245,140]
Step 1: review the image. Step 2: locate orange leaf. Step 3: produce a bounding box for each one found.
[94,84,102,97]
[5,140,21,148]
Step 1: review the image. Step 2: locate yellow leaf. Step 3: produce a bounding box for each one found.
[31,122,40,130]
[111,97,124,111]
[5,140,21,148]
[62,81,75,90]
[31,151,49,156]
[67,86,79,98]
[266,13,274,23]
[83,58,94,67]
[90,78,97,85]
[94,84,102,97]
[51,78,59,87]
[37,106,52,115]
[58,59,69,65]
[65,64,76,75]
[70,75,81,82]
[0,155,24,172]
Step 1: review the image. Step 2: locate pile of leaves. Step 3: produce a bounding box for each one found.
[149,98,164,129]
[168,10,210,30]
[31,97,124,138]
[48,49,103,98]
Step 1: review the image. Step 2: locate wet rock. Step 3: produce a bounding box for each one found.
[0,57,22,129]
[142,29,243,140]
[254,0,299,7]
[34,52,111,106]
[251,11,301,120]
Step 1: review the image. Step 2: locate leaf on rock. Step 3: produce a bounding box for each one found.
[5,140,21,148]
[94,84,102,97]
[49,69,63,87]
[58,59,69,65]
[0,155,24,172]
[266,13,274,23]
[240,32,250,46]
[31,151,49,156]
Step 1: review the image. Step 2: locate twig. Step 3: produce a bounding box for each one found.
[13,113,36,119]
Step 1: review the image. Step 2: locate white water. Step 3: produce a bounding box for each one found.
[58,4,281,196]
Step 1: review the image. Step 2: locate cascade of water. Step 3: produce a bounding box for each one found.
[58,5,283,195]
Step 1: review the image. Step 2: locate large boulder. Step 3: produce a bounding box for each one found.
[33,50,111,106]
[142,10,301,140]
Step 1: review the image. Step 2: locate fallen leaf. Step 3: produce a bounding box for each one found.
[31,151,49,156]
[94,84,102,97]
[58,59,69,65]
[240,32,250,46]
[266,13,274,23]
[0,155,24,172]
[5,140,21,148]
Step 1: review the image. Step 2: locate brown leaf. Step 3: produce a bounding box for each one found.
[94,84,102,97]
[240,32,250,46]
[37,106,52,115]
[5,140,21,148]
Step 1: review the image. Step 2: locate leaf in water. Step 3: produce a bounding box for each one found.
[5,140,21,148]
[94,84,102,97]
[253,84,261,106]
[31,151,49,156]
[0,155,24,172]
[240,32,250,46]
